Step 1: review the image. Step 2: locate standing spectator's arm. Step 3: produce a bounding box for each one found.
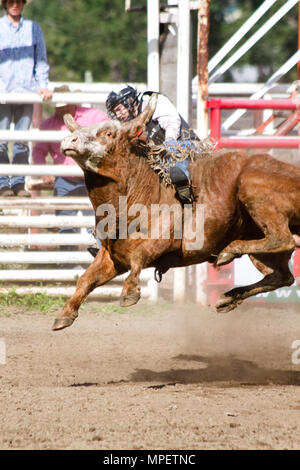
[33,22,52,101]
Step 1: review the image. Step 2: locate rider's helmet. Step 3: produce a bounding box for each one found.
[105,85,140,121]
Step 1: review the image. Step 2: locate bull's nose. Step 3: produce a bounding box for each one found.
[61,134,79,155]
[61,134,78,148]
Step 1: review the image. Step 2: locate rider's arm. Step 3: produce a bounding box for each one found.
[142,94,181,141]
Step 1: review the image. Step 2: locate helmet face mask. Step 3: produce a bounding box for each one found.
[106,86,139,121]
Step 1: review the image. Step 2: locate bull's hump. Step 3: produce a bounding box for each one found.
[191,150,247,196]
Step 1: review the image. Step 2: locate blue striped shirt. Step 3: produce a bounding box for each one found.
[0,13,49,93]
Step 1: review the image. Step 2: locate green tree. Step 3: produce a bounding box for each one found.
[23,0,298,84]
[25,0,147,82]
[209,0,298,81]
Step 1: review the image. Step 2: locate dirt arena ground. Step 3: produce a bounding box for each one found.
[0,298,299,450]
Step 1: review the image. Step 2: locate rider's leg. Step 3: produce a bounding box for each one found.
[165,139,194,205]
[169,159,194,205]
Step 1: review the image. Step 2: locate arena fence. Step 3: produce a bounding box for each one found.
[0,164,158,302]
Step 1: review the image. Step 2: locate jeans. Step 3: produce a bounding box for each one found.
[164,139,195,181]
[172,158,190,180]
[0,103,33,190]
[54,176,98,251]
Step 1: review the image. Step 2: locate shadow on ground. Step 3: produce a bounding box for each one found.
[129,354,300,387]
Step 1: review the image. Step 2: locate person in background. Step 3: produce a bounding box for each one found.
[0,0,52,197]
[32,85,109,257]
[106,85,198,205]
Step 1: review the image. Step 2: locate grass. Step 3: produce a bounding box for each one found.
[0,289,66,312]
[91,299,174,317]
[0,288,175,317]
[93,304,129,314]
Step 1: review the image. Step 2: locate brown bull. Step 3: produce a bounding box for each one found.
[52,93,300,331]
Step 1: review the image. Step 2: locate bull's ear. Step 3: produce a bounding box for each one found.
[63,114,81,132]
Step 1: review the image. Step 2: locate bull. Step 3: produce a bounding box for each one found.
[52,93,300,331]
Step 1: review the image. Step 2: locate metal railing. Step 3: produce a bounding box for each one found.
[207,97,300,149]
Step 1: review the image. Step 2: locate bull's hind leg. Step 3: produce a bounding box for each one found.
[52,247,125,331]
[216,206,295,267]
[216,253,294,312]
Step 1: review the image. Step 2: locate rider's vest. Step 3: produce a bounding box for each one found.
[138,91,198,145]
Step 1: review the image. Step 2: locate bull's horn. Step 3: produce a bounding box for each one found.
[140,92,158,124]
[130,92,158,128]
[63,114,81,132]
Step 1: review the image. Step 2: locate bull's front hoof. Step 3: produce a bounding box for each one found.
[52,317,75,331]
[215,251,235,267]
[120,292,140,307]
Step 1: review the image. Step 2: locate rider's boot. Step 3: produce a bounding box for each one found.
[169,166,194,205]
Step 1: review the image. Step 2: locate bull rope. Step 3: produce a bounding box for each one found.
[135,131,217,185]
